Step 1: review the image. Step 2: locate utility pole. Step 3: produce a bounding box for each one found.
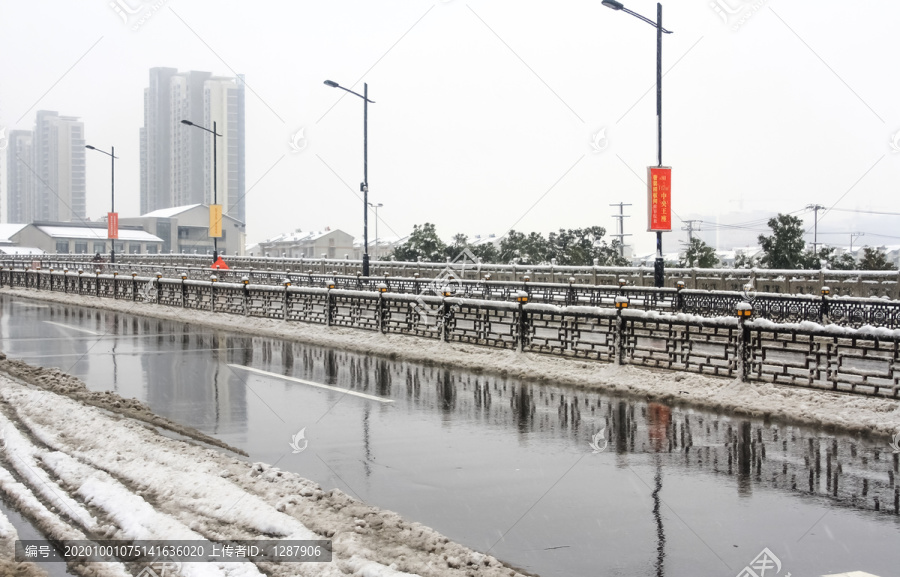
[806,204,826,254]
[850,232,864,253]
[680,219,702,267]
[609,202,632,259]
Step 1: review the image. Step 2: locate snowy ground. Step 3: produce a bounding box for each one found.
[4,287,899,439]
[0,364,528,576]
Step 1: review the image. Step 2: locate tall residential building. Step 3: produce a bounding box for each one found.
[6,130,35,223]
[5,111,85,223]
[141,68,246,224]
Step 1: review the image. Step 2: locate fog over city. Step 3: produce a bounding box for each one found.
[1,0,898,256]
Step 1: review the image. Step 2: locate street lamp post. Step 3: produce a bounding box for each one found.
[601,0,672,288]
[324,79,376,276]
[368,202,383,261]
[180,119,222,263]
[85,144,118,263]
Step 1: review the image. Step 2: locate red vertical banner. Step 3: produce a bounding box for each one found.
[108,212,119,239]
[647,167,672,232]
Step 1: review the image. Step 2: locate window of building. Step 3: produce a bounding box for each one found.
[56,240,69,254]
[114,242,125,253]
[93,242,106,254]
[74,242,88,254]
[129,243,141,254]
[147,244,158,254]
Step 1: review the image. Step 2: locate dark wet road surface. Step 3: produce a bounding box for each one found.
[1,295,898,577]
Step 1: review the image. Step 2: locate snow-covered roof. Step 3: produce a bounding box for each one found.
[36,225,163,243]
[0,246,43,255]
[264,229,344,244]
[141,204,203,218]
[471,234,499,246]
[0,223,27,243]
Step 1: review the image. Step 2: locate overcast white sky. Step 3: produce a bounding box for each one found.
[1,0,898,255]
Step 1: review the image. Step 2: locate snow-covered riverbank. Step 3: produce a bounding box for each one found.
[3,287,898,439]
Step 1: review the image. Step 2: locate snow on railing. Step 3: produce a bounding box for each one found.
[3,267,900,399]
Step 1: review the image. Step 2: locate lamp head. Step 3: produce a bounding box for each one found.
[324,80,339,88]
[601,0,624,9]
[85,145,96,150]
[180,120,193,126]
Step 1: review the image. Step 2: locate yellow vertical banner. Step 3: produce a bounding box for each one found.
[210,204,223,237]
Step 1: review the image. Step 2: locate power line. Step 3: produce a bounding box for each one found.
[828,207,900,217]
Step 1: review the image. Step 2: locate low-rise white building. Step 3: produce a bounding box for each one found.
[10,222,163,255]
[249,228,355,259]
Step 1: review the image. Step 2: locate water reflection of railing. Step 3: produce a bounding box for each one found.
[4,270,900,399]
[228,338,900,517]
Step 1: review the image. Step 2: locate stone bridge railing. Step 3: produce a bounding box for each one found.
[2,268,899,399]
[2,254,898,299]
[4,264,899,329]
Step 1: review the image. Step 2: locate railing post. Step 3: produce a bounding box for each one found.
[180,272,187,307]
[95,269,101,297]
[675,280,685,313]
[155,272,162,305]
[64,268,69,294]
[210,275,217,312]
[283,278,291,321]
[515,291,529,353]
[242,276,250,316]
[736,302,753,382]
[131,272,138,301]
[441,299,450,342]
[615,296,629,365]
[326,285,334,327]
[377,282,388,333]
[819,286,830,324]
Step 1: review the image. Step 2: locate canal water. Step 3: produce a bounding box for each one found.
[1,295,898,577]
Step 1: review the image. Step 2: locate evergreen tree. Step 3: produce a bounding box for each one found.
[391,223,447,262]
[859,247,895,270]
[758,214,808,269]
[679,238,719,268]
